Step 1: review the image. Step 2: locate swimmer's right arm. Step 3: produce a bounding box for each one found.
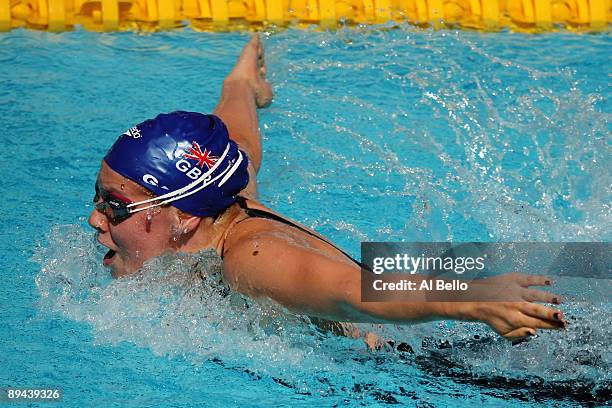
[223,234,566,341]
[214,79,263,171]
[212,34,273,200]
[213,79,262,199]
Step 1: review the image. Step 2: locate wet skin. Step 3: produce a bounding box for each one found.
[89,162,182,278]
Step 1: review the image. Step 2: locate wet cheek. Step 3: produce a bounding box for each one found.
[109,220,147,252]
[112,219,172,259]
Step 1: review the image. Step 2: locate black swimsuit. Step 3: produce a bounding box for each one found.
[221,196,368,270]
[218,198,414,353]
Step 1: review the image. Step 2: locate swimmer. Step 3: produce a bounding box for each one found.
[89,34,566,343]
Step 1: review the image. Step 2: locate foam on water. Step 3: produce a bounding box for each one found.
[33,224,611,403]
[33,226,335,374]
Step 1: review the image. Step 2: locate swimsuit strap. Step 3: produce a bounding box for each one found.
[221,196,368,271]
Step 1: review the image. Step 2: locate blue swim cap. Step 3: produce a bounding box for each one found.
[104,111,249,217]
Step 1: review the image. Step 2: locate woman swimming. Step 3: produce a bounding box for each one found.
[89,34,566,342]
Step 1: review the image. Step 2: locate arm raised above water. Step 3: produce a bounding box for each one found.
[213,34,273,200]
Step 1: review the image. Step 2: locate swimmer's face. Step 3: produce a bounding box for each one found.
[88,162,180,278]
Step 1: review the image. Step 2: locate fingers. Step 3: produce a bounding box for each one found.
[511,272,553,288]
[508,272,562,304]
[504,327,537,341]
[255,34,266,76]
[237,35,258,64]
[519,303,567,327]
[484,301,567,341]
[259,51,266,76]
[245,34,258,54]
[518,314,565,330]
[522,288,561,304]
[251,32,260,47]
[257,35,264,57]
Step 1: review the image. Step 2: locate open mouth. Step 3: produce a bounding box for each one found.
[103,249,117,266]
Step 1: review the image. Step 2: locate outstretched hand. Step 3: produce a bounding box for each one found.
[225,34,273,108]
[465,273,566,340]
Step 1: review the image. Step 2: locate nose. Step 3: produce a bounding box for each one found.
[88,207,109,232]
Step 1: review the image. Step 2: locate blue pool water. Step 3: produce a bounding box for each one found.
[0,26,610,406]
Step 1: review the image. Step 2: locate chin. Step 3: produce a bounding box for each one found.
[108,264,124,279]
[107,259,133,279]
[103,250,140,278]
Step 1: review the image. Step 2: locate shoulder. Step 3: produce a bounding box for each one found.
[221,222,356,299]
[222,225,312,283]
[218,204,364,316]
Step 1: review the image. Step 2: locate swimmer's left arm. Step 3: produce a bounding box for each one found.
[223,233,566,340]
[222,232,459,323]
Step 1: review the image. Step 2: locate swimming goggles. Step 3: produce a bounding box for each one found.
[93,182,134,224]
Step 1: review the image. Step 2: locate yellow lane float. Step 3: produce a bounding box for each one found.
[1,0,609,32]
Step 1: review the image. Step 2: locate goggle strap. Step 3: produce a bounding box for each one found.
[218,150,243,187]
[127,150,243,215]
[126,142,231,209]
